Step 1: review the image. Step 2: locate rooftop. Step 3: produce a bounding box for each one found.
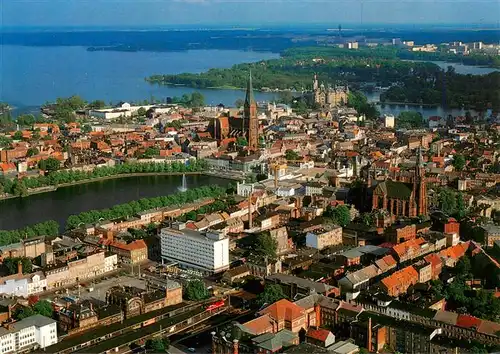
[266,273,336,294]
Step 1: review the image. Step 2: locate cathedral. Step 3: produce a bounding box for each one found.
[209,72,260,152]
[243,71,259,152]
[312,74,349,108]
[371,149,428,218]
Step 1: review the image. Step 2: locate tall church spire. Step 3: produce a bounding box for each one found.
[244,70,258,152]
[245,70,256,108]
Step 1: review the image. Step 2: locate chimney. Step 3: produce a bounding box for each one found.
[314,304,321,328]
[106,231,114,242]
[17,261,23,275]
[233,339,239,354]
[367,317,372,352]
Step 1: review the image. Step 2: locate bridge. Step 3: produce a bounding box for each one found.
[41,301,229,354]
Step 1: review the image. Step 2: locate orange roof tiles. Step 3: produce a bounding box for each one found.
[392,238,425,259]
[423,253,442,269]
[439,241,470,260]
[242,314,274,335]
[110,239,147,251]
[306,328,331,342]
[259,299,305,322]
[0,162,16,172]
[381,265,418,294]
[456,314,482,329]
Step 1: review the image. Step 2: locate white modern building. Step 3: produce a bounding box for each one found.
[0,271,47,298]
[89,102,155,120]
[0,314,57,352]
[160,223,230,274]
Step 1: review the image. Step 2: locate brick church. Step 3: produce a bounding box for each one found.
[371,149,428,218]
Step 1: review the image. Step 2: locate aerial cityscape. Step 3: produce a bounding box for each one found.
[0,1,499,354]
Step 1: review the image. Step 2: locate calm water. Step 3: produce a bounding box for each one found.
[406,60,499,75]
[363,91,486,118]
[1,45,493,118]
[0,174,229,231]
[0,45,279,107]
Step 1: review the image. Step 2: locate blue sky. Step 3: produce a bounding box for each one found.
[2,0,499,27]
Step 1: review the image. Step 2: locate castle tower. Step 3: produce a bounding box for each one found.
[313,73,319,91]
[244,71,259,152]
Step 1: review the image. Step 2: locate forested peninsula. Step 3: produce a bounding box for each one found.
[147,47,500,110]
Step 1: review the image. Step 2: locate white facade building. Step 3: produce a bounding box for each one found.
[306,226,343,250]
[0,315,57,353]
[160,223,230,274]
[26,273,47,296]
[384,114,395,128]
[104,254,118,273]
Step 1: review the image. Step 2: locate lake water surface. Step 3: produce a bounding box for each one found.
[1,45,494,118]
[0,174,229,231]
[0,45,279,107]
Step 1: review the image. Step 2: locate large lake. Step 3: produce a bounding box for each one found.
[0,45,280,108]
[1,45,495,118]
[0,174,229,231]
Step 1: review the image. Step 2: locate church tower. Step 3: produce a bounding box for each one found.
[414,147,428,216]
[244,71,259,152]
[313,74,319,91]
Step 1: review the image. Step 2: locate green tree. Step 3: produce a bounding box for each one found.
[13,307,35,320]
[397,111,424,129]
[234,99,245,108]
[455,193,467,220]
[347,91,379,120]
[13,131,23,140]
[33,300,54,318]
[189,92,205,107]
[255,232,278,259]
[184,280,208,301]
[455,256,472,279]
[17,114,35,127]
[145,338,169,352]
[12,180,28,197]
[438,188,457,216]
[3,257,32,275]
[137,107,147,117]
[27,147,39,157]
[39,157,60,173]
[256,284,286,307]
[452,155,466,171]
[88,100,106,109]
[285,149,300,161]
[0,136,12,149]
[325,205,351,227]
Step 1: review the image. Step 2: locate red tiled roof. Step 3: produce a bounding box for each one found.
[0,162,16,172]
[424,253,442,269]
[439,241,470,260]
[456,314,482,329]
[306,328,331,342]
[242,314,274,335]
[381,265,418,292]
[110,239,146,251]
[259,299,305,322]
